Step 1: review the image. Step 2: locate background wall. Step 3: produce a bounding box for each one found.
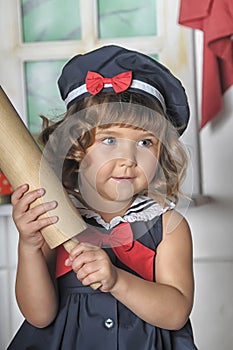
[185,26,233,348]
[188,86,233,349]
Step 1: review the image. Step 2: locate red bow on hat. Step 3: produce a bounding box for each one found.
[86,70,132,95]
[56,222,155,281]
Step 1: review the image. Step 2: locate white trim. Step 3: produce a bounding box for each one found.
[132,80,166,111]
[69,195,174,230]
[64,84,88,105]
[65,79,166,112]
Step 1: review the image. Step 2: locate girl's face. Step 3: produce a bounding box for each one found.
[79,125,160,215]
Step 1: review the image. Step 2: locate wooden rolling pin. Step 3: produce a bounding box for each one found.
[0,87,101,289]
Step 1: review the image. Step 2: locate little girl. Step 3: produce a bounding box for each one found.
[8,45,197,349]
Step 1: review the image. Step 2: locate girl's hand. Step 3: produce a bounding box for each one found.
[11,184,58,250]
[65,243,118,292]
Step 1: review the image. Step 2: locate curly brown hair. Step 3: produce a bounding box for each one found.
[39,92,188,205]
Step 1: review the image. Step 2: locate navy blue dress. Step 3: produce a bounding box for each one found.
[7,199,198,350]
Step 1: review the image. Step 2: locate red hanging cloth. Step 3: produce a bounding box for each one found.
[179,0,233,129]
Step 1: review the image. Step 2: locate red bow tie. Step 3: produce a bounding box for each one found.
[86,71,132,95]
[76,222,133,248]
[56,222,155,281]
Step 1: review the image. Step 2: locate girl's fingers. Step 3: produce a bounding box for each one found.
[68,244,104,271]
[65,244,116,289]
[68,243,100,264]
[16,211,59,237]
[76,260,100,279]
[69,242,99,257]
[12,186,58,219]
[11,184,29,204]
[12,185,59,232]
[12,186,45,213]
[25,200,58,222]
[29,215,59,232]
[15,201,58,233]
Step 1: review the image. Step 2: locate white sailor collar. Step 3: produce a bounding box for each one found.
[70,195,175,230]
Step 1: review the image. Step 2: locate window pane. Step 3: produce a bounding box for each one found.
[150,54,159,61]
[98,0,157,38]
[21,0,81,42]
[24,60,66,134]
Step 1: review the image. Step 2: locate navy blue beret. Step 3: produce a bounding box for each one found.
[58,45,190,134]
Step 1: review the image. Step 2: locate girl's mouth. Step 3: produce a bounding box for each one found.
[111,176,136,183]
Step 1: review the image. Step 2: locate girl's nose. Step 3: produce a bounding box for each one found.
[117,140,136,167]
[119,156,136,167]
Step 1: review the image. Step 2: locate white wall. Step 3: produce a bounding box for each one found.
[187,86,233,349]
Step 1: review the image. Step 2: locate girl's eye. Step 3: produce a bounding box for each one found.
[102,137,116,145]
[137,139,153,147]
